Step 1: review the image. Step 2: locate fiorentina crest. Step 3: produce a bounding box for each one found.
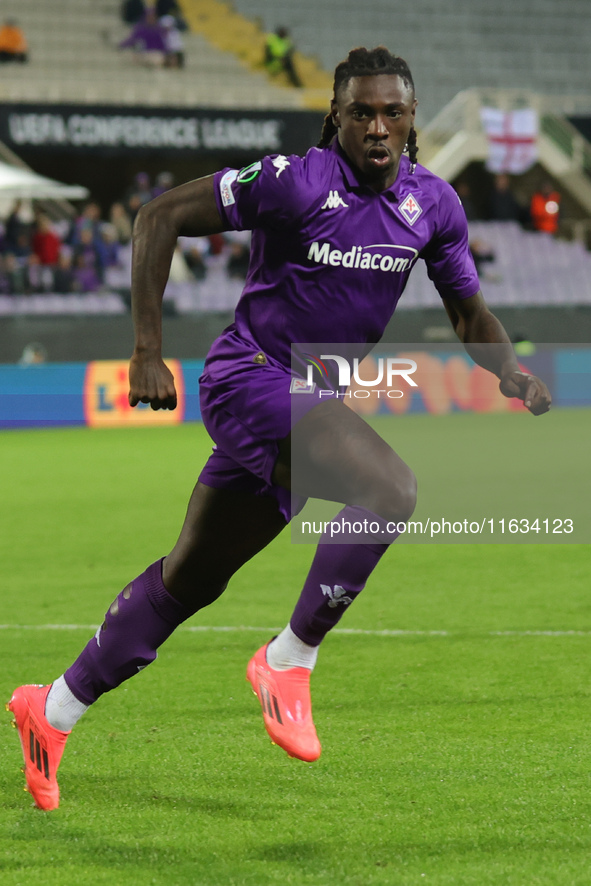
[398,193,423,226]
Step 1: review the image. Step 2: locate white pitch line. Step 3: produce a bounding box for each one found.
[0,625,590,637]
[0,624,102,631]
[491,630,591,637]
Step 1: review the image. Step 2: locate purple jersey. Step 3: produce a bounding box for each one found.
[211,140,480,368]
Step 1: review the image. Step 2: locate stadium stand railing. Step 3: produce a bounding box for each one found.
[419,88,591,224]
[177,0,332,109]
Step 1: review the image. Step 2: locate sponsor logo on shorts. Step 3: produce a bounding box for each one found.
[307,240,418,273]
[236,161,262,184]
[290,377,316,394]
[398,193,423,226]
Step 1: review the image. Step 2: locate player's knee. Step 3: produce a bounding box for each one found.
[390,465,417,523]
[370,463,417,524]
[172,578,228,614]
[163,557,229,612]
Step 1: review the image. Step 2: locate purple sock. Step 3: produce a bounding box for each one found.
[64,559,190,706]
[290,506,400,646]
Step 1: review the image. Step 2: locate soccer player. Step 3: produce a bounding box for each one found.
[8,47,551,810]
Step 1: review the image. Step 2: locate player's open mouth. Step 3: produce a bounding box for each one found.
[366,145,391,166]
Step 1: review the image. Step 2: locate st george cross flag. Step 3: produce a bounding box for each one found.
[480,107,538,174]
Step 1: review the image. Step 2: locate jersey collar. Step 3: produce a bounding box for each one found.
[330,138,409,199]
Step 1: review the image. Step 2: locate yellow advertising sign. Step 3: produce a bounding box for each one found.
[83,360,185,427]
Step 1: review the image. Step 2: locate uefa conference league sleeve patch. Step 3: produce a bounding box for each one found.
[236,161,263,185]
[219,161,262,207]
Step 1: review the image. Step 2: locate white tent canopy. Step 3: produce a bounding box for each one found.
[0,160,88,201]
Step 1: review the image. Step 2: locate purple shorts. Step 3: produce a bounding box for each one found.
[198,328,331,522]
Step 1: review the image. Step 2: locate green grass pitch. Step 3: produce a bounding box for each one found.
[1,411,590,886]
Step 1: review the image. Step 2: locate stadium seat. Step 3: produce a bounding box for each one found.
[400,222,591,310]
[0,0,307,109]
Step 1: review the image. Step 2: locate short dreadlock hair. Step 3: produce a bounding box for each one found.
[317,46,418,169]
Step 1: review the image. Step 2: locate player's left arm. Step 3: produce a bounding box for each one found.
[442,290,551,415]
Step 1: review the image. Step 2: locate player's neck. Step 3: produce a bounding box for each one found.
[365,160,399,193]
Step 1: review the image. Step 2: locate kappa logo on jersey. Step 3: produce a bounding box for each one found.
[321,190,349,210]
[290,377,316,394]
[271,155,290,178]
[398,193,423,226]
[236,161,262,185]
[320,584,353,608]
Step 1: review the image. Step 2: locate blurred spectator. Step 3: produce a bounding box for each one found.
[19,342,48,365]
[95,223,121,279]
[32,214,61,267]
[119,8,167,67]
[109,202,133,244]
[208,233,226,256]
[455,181,478,221]
[156,0,188,30]
[104,239,133,292]
[109,203,132,246]
[264,27,302,88]
[2,253,29,295]
[227,240,250,280]
[3,200,28,250]
[52,250,76,294]
[121,0,146,26]
[168,244,193,284]
[25,254,51,294]
[160,16,184,68]
[489,173,527,223]
[155,0,189,31]
[0,255,9,293]
[0,252,26,295]
[51,216,73,242]
[70,201,102,248]
[72,253,101,293]
[0,170,264,306]
[156,0,181,18]
[152,171,175,199]
[10,229,33,264]
[127,194,144,223]
[124,172,153,220]
[469,238,499,282]
[179,236,209,281]
[0,18,28,64]
[73,228,101,290]
[530,180,561,234]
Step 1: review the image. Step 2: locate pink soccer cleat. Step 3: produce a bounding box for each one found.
[246,643,321,762]
[7,684,70,810]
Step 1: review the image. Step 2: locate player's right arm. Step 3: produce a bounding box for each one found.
[129,175,225,410]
